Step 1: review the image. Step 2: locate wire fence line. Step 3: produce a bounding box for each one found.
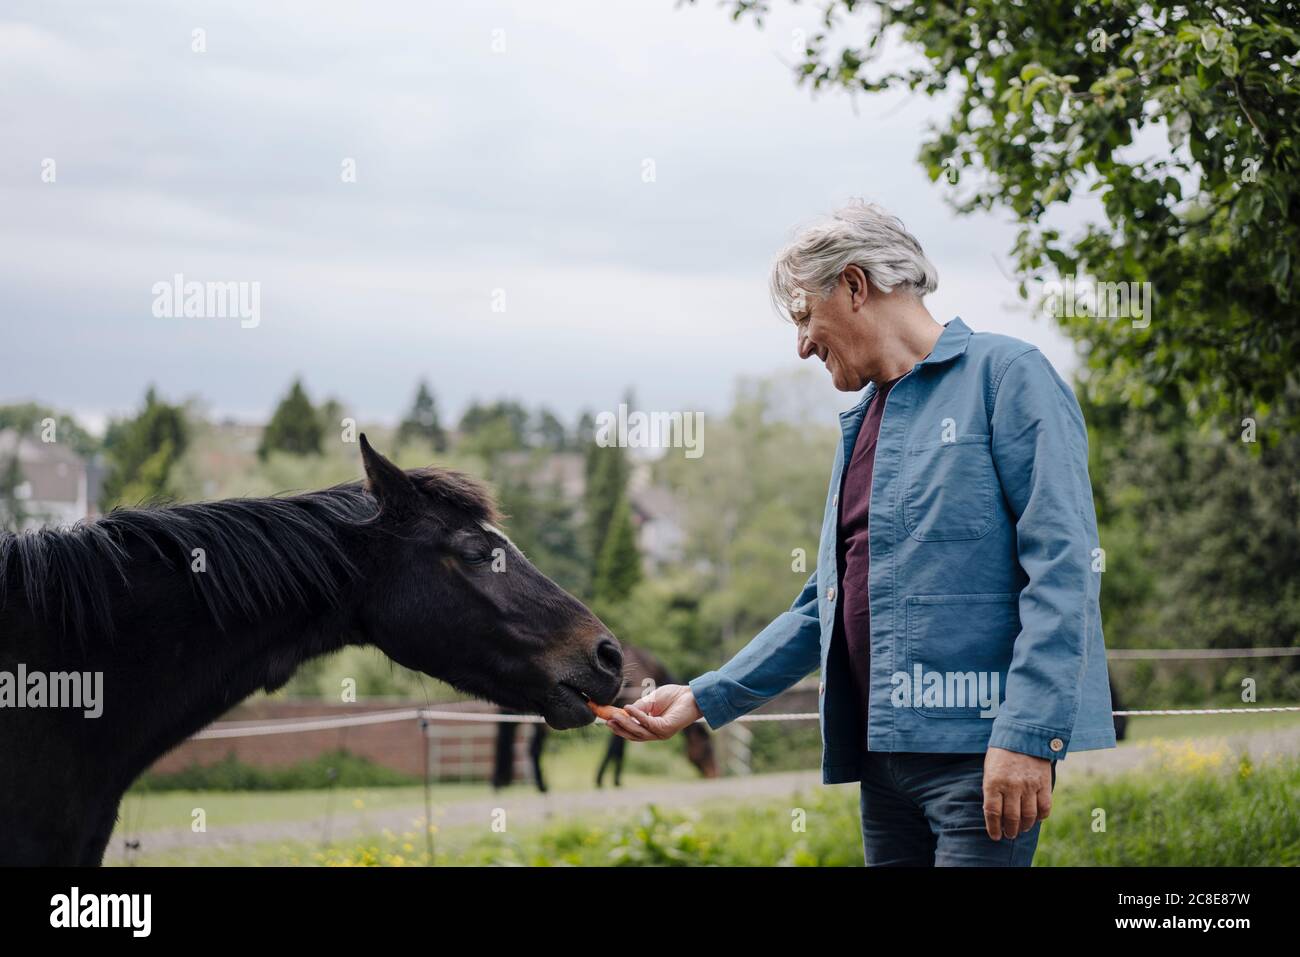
[185,645,1299,740]
[1107,647,1300,660]
[193,708,424,739]
[190,704,1300,739]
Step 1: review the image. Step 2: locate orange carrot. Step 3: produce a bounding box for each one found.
[587,699,626,721]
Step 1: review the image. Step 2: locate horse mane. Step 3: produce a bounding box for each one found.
[0,467,499,642]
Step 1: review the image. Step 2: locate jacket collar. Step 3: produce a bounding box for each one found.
[840,316,973,420]
[919,315,972,368]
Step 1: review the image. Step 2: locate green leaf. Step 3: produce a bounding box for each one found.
[1221,45,1239,77]
[1270,248,1291,290]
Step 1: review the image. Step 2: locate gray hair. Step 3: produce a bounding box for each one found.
[768,199,939,320]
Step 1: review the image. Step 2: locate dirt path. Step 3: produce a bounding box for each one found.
[110,723,1300,861]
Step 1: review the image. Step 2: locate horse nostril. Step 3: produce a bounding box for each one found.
[594,635,622,677]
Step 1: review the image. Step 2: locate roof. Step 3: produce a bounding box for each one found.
[0,429,87,504]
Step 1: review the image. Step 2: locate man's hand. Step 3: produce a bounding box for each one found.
[982,747,1053,841]
[603,684,702,742]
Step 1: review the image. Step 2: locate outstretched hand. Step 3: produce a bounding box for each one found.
[603,683,703,742]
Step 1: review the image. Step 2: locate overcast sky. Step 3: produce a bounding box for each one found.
[0,0,1082,434]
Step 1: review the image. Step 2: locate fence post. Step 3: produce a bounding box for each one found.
[720,721,752,776]
[420,718,434,865]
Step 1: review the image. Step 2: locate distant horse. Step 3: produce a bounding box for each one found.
[0,436,622,865]
[493,645,718,791]
[1110,676,1128,741]
[490,658,1131,790]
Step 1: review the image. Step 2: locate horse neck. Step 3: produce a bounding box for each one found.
[21,544,364,787]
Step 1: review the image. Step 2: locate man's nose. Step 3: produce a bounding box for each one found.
[797,328,815,360]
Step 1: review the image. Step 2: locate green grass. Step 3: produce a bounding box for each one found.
[1036,749,1300,866]
[132,750,421,791]
[113,784,461,833]
[113,787,863,867]
[1122,708,1300,741]
[111,734,706,837]
[113,747,1300,867]
[108,711,1300,864]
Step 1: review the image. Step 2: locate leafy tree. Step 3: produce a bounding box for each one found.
[596,572,714,680]
[575,409,597,448]
[459,400,528,448]
[0,403,98,458]
[1075,375,1300,708]
[459,416,520,463]
[655,371,838,662]
[317,397,346,448]
[493,464,590,596]
[594,494,643,606]
[259,378,323,460]
[397,380,448,453]
[583,441,631,571]
[698,0,1300,433]
[0,454,27,531]
[100,387,189,509]
[530,407,569,451]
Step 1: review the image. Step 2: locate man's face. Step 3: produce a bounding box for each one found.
[793,267,876,392]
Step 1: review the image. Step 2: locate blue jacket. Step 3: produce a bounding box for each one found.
[689,316,1117,784]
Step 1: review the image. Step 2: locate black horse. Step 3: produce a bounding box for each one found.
[0,436,622,865]
[493,644,718,791]
[1110,676,1128,741]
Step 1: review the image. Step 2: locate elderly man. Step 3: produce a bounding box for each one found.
[605,200,1117,866]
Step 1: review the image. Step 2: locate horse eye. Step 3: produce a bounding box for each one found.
[461,550,492,566]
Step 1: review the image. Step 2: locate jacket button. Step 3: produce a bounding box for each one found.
[826,587,836,601]
[1049,738,1064,752]
[832,493,838,506]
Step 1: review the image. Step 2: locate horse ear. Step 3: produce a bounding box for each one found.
[359,433,419,511]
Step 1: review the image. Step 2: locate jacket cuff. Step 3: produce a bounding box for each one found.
[688,672,736,730]
[987,716,1069,761]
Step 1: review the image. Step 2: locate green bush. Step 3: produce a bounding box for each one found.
[1036,751,1300,866]
[314,787,864,866]
[127,752,1299,866]
[748,721,822,774]
[131,750,420,792]
[315,752,1300,866]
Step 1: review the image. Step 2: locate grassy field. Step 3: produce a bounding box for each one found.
[1036,748,1300,866]
[115,747,1300,867]
[112,733,704,837]
[1123,709,1300,740]
[114,710,1300,835]
[108,714,1300,866]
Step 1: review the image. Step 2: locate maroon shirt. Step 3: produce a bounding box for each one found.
[834,374,903,751]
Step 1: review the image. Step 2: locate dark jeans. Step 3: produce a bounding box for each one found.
[858,751,1057,867]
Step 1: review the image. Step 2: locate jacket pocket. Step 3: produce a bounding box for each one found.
[903,593,1020,719]
[902,434,996,542]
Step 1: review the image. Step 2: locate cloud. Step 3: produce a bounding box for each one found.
[0,0,1076,426]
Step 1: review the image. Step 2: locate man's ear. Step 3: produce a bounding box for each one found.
[844,264,871,309]
[359,433,420,512]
